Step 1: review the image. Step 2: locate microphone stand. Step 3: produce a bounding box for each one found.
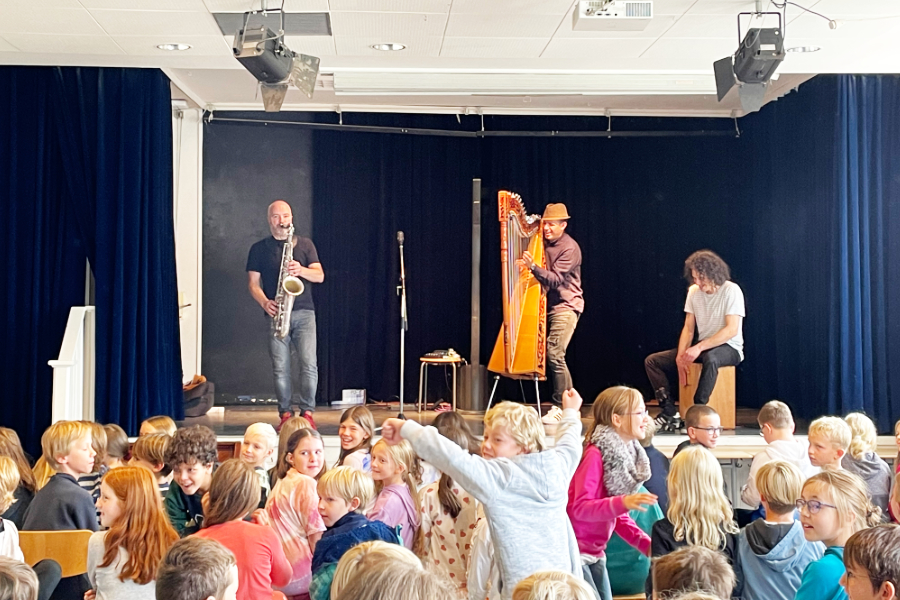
[397,232,408,418]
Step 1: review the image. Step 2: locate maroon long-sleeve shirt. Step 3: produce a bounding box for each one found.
[531,232,584,314]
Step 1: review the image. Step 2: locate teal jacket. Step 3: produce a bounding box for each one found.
[794,547,847,600]
[605,485,663,596]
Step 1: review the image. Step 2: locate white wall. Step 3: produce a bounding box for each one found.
[173,107,204,381]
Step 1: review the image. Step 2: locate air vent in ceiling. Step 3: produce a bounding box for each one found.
[213,12,332,37]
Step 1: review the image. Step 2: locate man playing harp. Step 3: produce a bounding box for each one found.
[517,203,584,414]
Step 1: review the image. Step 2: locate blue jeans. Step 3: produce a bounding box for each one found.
[582,556,612,600]
[268,309,318,414]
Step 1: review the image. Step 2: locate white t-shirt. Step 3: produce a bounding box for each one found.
[684,280,745,359]
[0,519,24,561]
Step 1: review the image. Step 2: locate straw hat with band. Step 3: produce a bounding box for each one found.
[542,203,570,221]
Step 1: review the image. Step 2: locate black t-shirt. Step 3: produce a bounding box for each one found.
[246,235,320,311]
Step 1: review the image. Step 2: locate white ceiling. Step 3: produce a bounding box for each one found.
[1,0,898,117]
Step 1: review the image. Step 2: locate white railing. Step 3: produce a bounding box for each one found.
[48,306,96,423]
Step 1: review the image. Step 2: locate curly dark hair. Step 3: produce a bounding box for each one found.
[165,425,217,468]
[684,250,731,286]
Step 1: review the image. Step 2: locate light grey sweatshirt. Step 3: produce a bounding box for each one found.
[401,409,583,600]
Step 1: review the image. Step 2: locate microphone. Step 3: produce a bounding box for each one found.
[397,231,404,245]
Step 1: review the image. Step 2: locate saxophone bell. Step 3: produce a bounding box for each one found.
[282,276,304,296]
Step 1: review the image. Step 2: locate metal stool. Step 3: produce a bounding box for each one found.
[417,356,464,412]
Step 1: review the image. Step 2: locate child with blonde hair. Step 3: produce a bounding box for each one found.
[335,407,375,473]
[266,428,327,599]
[0,557,39,600]
[139,416,176,437]
[129,433,172,499]
[651,545,735,600]
[330,541,421,600]
[78,422,107,503]
[195,460,291,600]
[842,413,892,517]
[795,469,881,600]
[309,467,401,600]
[367,439,420,549]
[648,445,737,597]
[381,389,585,600]
[808,416,852,471]
[511,571,595,600]
[240,422,278,506]
[418,418,479,597]
[87,466,178,600]
[331,560,454,600]
[734,460,823,600]
[29,459,52,493]
[568,386,657,600]
[0,429,36,530]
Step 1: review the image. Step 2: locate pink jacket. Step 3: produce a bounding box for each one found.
[567,444,651,557]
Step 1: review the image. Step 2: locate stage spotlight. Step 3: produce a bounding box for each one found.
[233,21,320,112]
[714,13,785,113]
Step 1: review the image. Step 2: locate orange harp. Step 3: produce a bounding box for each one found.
[488,191,547,380]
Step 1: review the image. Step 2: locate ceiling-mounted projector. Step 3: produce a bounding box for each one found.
[573,0,653,31]
[233,19,320,112]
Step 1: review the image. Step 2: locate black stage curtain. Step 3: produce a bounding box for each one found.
[0,67,182,449]
[311,75,900,427]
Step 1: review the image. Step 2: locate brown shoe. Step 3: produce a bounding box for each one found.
[276,411,293,433]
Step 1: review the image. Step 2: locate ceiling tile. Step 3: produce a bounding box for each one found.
[283,35,338,56]
[334,35,442,57]
[449,0,573,14]
[663,13,777,38]
[802,0,900,16]
[0,0,83,7]
[440,37,548,58]
[203,0,330,10]
[80,0,209,9]
[1,33,126,54]
[638,37,738,62]
[787,13,900,38]
[330,0,452,12]
[0,6,106,35]
[0,36,20,52]
[445,12,562,38]
[541,37,657,59]
[554,14,677,38]
[654,0,705,16]
[112,35,232,56]
[687,1,760,16]
[330,11,447,37]
[89,9,223,36]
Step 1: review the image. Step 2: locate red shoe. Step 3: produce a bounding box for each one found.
[301,410,317,430]
[276,411,293,433]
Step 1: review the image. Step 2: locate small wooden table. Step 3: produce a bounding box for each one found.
[417,355,464,412]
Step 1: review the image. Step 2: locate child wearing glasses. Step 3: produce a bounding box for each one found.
[734,460,824,600]
[673,405,721,457]
[647,445,738,598]
[795,469,881,600]
[568,386,658,600]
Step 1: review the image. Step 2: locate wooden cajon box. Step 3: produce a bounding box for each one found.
[679,364,736,429]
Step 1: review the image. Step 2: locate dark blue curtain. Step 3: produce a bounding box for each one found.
[829,76,900,426]
[0,66,182,449]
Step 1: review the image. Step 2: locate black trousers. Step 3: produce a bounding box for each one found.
[644,344,741,410]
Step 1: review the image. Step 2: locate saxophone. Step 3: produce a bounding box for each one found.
[273,225,305,339]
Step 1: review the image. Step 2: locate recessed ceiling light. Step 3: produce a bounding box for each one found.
[370,43,406,51]
[786,46,821,53]
[157,43,192,51]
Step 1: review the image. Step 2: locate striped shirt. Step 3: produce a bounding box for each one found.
[684,281,745,359]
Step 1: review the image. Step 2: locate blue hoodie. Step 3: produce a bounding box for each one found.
[734,519,824,600]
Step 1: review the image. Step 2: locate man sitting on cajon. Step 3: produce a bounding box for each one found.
[644,250,745,432]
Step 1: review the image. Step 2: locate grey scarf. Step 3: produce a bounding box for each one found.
[590,425,651,497]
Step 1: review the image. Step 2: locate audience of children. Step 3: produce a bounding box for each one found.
[0,429,36,529]
[568,385,657,600]
[265,428,327,599]
[87,466,178,600]
[193,460,291,600]
[381,390,584,600]
[164,425,217,536]
[367,439,421,550]
[155,537,238,600]
[842,413,892,518]
[308,466,400,600]
[417,415,479,598]
[807,416,852,471]
[651,545,735,600]
[511,570,595,600]
[673,405,722,457]
[841,524,900,600]
[734,460,824,600]
[336,407,375,473]
[101,425,128,471]
[129,433,172,499]
[741,401,817,510]
[648,444,738,597]
[139,416,177,438]
[240,423,279,507]
[795,469,881,600]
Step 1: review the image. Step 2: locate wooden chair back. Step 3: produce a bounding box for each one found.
[18,530,93,578]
